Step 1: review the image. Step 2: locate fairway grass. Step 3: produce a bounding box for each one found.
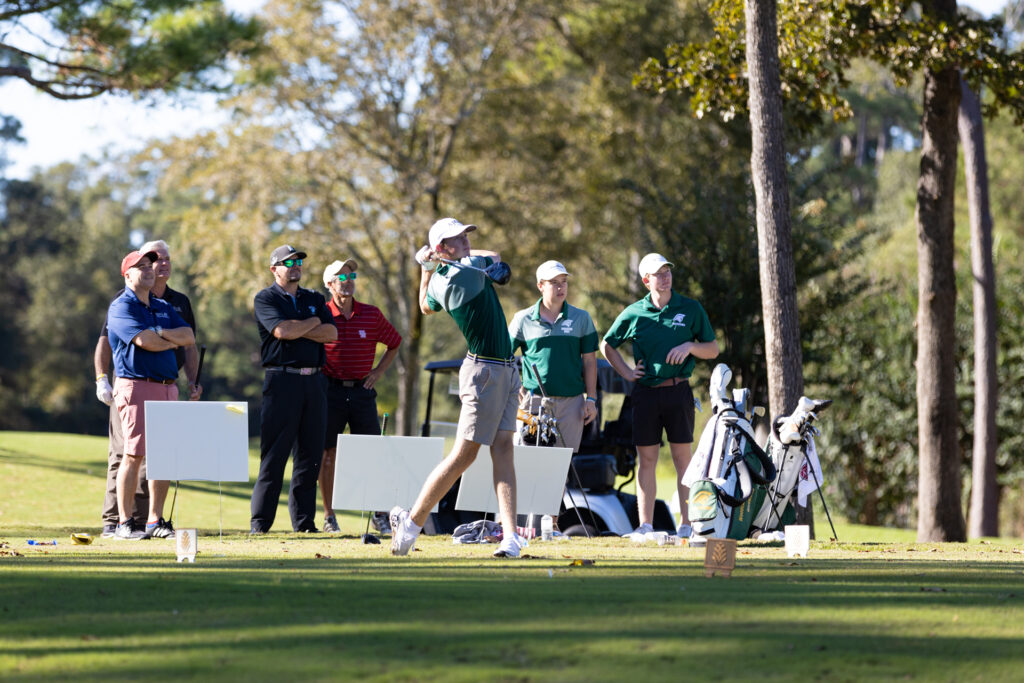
[2,431,1023,681]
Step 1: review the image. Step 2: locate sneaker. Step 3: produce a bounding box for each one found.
[493,534,525,558]
[113,519,146,540]
[624,522,654,538]
[676,523,692,539]
[145,518,176,539]
[101,524,116,539]
[371,511,390,534]
[323,515,340,533]
[389,506,418,556]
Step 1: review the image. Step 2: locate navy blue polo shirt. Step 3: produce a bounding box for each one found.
[107,287,189,381]
[102,286,196,371]
[254,283,333,368]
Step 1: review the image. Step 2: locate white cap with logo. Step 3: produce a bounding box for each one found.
[638,253,674,278]
[428,217,477,250]
[536,260,570,282]
[323,258,358,285]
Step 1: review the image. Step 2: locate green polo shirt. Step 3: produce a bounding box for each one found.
[509,300,599,396]
[425,255,512,359]
[603,291,715,387]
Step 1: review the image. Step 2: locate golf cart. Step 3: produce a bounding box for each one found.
[420,358,676,536]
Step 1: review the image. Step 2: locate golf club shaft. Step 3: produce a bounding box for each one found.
[195,344,207,386]
[435,257,491,276]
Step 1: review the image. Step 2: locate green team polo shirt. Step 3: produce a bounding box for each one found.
[426,255,513,359]
[508,299,599,396]
[603,291,715,387]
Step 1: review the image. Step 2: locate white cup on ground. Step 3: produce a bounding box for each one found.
[784,524,810,557]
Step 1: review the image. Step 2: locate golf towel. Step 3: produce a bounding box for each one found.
[796,437,822,507]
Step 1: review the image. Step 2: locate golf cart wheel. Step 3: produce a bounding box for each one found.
[561,523,599,538]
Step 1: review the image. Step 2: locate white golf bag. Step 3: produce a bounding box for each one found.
[683,364,775,540]
[750,396,832,534]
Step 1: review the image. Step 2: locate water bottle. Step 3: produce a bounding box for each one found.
[541,515,553,541]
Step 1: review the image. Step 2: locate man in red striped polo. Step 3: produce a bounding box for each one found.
[319,258,402,533]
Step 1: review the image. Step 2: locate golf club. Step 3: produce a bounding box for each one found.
[362,412,389,545]
[435,257,512,285]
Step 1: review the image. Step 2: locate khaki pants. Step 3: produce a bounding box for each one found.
[101,400,148,527]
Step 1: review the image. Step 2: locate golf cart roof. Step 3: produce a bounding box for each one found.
[423,357,634,394]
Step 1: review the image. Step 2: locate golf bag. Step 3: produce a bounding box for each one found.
[683,364,776,540]
[750,396,832,534]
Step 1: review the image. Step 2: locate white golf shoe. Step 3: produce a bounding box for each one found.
[493,533,526,558]
[389,506,418,556]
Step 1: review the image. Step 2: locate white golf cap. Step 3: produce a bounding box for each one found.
[536,260,570,282]
[323,258,357,285]
[428,217,477,249]
[638,252,674,277]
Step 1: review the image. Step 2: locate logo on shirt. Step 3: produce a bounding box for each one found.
[309,305,317,314]
[359,330,367,339]
[560,320,574,334]
[155,311,171,321]
[670,313,687,328]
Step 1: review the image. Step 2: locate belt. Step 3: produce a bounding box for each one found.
[131,377,176,385]
[651,377,688,389]
[266,366,320,376]
[327,376,364,387]
[466,353,516,367]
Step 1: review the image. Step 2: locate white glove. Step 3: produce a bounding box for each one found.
[415,245,437,272]
[96,375,113,406]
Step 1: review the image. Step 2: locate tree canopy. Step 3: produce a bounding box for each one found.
[0,0,264,99]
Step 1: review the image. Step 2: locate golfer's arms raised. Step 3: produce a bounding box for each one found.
[600,339,636,381]
[469,249,500,263]
[419,269,436,315]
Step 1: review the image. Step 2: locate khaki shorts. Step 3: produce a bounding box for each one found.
[514,393,587,452]
[456,358,520,446]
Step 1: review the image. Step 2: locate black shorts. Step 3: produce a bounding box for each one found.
[631,380,695,447]
[324,380,381,446]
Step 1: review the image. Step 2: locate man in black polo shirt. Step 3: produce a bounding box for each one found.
[250,245,337,534]
[92,239,201,538]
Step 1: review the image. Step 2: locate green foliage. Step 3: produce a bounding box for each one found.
[0,0,265,99]
[0,163,130,431]
[637,0,1024,133]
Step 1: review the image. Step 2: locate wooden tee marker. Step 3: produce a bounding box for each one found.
[704,538,737,578]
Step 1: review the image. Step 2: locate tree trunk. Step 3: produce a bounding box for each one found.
[958,77,1000,538]
[744,0,808,527]
[915,0,966,543]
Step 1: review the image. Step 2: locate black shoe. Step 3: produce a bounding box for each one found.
[145,518,176,539]
[297,526,320,533]
[114,519,146,540]
[101,524,116,538]
[250,527,267,536]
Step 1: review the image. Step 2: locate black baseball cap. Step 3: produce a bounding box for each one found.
[270,245,307,266]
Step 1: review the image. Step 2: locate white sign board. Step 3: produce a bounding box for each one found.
[332,435,445,512]
[144,401,250,482]
[455,445,572,516]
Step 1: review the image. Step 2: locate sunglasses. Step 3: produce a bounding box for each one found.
[278,258,303,268]
[336,272,358,283]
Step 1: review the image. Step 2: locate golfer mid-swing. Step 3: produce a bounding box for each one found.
[390,217,524,558]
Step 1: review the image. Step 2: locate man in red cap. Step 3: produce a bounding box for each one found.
[93,239,200,538]
[106,249,196,540]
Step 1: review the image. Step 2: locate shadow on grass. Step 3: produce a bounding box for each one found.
[2,554,1023,680]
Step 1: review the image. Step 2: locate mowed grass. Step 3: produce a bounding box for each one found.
[2,431,1024,682]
